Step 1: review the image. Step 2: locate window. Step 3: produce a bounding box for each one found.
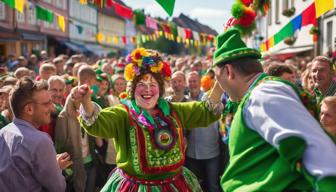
[20,42,28,57]
[27,2,36,25]
[16,10,25,23]
[267,7,272,26]
[43,0,52,4]
[0,2,5,20]
[327,21,333,47]
[283,0,289,11]
[55,0,66,10]
[275,0,280,24]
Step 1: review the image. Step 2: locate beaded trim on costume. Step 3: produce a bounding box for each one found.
[121,100,185,174]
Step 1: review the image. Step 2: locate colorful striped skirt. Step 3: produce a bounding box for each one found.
[101,167,202,192]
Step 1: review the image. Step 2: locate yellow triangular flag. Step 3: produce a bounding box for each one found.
[113,36,118,44]
[107,36,111,44]
[15,0,25,13]
[79,0,88,5]
[58,15,66,32]
[315,0,334,18]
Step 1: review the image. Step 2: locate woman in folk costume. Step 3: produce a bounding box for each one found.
[71,48,224,191]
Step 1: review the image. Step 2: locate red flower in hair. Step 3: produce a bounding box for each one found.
[162,61,172,79]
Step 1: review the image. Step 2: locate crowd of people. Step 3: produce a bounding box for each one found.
[0,27,336,192]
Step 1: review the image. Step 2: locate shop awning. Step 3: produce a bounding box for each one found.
[265,45,313,60]
[59,40,91,53]
[21,33,46,41]
[84,43,115,56]
[271,46,313,54]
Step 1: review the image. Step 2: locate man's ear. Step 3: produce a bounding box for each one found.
[24,104,34,116]
[226,64,235,80]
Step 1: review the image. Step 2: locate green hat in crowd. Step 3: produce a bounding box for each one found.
[212,28,261,67]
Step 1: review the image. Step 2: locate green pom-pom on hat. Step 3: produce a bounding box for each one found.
[231,3,244,18]
[212,28,261,67]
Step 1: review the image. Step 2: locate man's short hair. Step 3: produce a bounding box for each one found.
[9,77,48,118]
[322,96,336,109]
[47,75,65,88]
[187,71,200,79]
[265,62,293,77]
[312,56,334,70]
[171,71,186,80]
[52,57,63,64]
[14,67,31,79]
[78,66,96,83]
[218,57,263,76]
[39,63,56,73]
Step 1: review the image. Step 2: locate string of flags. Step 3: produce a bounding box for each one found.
[260,0,335,52]
[1,0,66,32]
[1,0,215,48]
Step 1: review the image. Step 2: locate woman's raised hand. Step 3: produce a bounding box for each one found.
[71,84,92,105]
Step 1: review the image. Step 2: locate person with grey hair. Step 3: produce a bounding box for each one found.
[0,77,71,191]
[311,55,336,103]
[165,71,190,102]
[39,75,66,141]
[39,63,56,81]
[185,71,222,192]
[14,67,31,79]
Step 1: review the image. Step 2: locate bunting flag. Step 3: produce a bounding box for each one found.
[113,2,133,19]
[93,0,104,8]
[162,24,171,34]
[155,0,175,16]
[292,14,302,32]
[122,36,127,44]
[302,3,317,26]
[105,0,113,8]
[184,28,192,39]
[177,26,185,38]
[57,15,65,32]
[193,31,200,41]
[76,25,84,34]
[113,36,119,44]
[134,9,146,25]
[146,16,158,30]
[36,5,54,23]
[79,0,88,5]
[315,0,334,18]
[260,2,318,51]
[96,33,105,42]
[1,0,25,13]
[107,36,111,43]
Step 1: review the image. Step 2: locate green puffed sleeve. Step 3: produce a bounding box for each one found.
[171,101,221,130]
[79,104,130,139]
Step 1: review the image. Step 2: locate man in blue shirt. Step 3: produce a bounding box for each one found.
[0,77,69,192]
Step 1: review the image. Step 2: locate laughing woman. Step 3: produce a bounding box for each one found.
[71,48,224,192]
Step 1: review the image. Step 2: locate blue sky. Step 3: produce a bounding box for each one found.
[123,0,235,33]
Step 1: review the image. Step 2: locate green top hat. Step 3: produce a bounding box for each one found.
[213,28,261,67]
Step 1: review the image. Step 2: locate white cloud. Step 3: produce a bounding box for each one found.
[190,8,230,19]
[190,8,231,33]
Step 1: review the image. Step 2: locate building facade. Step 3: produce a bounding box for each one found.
[251,0,315,58]
[319,7,336,55]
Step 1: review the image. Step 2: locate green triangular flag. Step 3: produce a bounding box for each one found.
[134,9,146,26]
[1,0,15,8]
[155,0,175,16]
[36,5,54,24]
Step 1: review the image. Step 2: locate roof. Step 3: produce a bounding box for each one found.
[172,13,218,35]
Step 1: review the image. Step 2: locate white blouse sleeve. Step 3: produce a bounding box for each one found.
[243,81,336,179]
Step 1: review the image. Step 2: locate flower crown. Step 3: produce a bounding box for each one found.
[124,48,172,81]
